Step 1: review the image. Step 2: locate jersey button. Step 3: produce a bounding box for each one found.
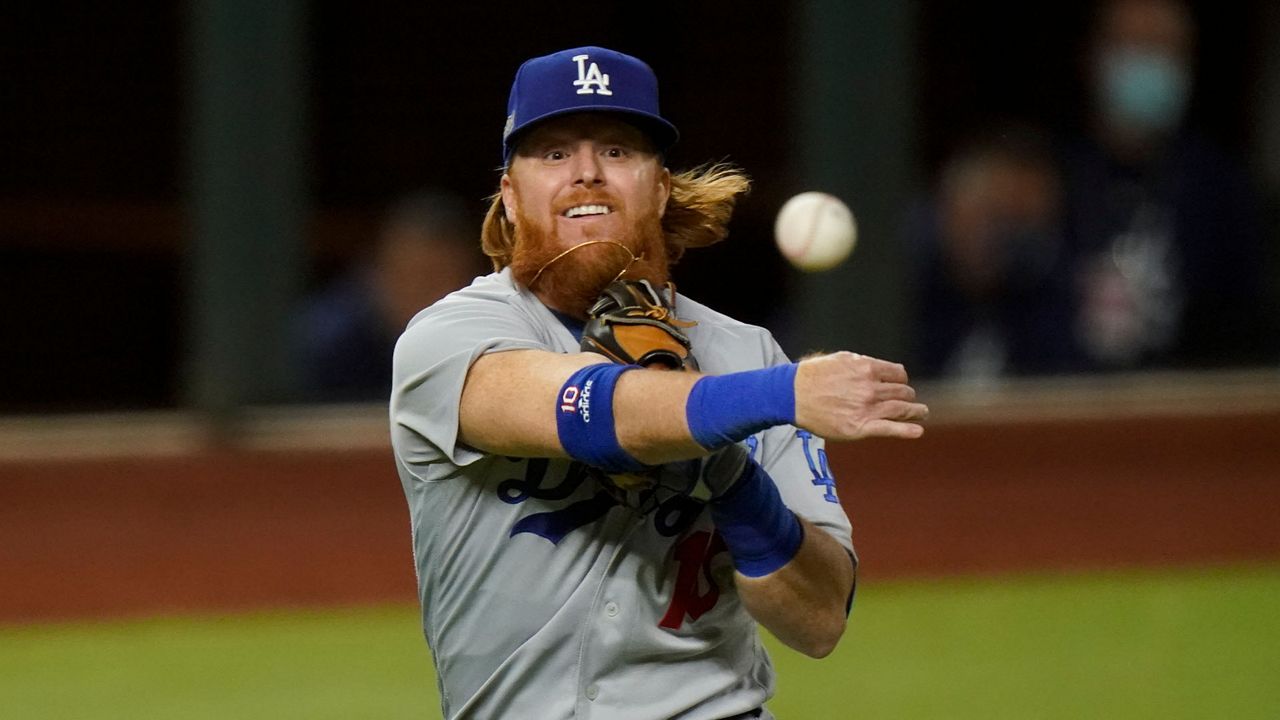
[604,601,619,617]
[585,684,599,701]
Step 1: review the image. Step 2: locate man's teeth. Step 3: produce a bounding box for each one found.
[564,205,611,218]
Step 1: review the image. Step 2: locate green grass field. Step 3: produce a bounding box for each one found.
[3,565,1277,719]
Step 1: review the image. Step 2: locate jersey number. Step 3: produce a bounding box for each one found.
[659,530,728,629]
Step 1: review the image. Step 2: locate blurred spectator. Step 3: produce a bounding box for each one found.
[294,191,483,402]
[1063,0,1274,369]
[907,126,1080,380]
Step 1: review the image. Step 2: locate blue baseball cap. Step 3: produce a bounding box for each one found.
[502,46,680,165]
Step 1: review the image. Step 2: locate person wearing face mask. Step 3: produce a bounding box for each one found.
[1062,0,1275,370]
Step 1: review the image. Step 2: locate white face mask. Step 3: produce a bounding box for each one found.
[1098,48,1190,135]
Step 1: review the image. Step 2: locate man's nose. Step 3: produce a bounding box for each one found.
[571,150,604,186]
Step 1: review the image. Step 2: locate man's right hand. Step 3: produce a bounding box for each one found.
[793,352,929,441]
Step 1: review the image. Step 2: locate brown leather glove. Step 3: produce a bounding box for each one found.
[581,279,698,371]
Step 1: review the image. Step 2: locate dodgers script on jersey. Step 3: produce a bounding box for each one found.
[391,268,854,720]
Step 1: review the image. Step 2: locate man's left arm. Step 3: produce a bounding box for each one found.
[707,340,862,659]
[703,429,856,659]
[735,516,855,658]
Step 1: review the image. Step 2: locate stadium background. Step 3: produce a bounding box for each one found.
[3,1,1279,717]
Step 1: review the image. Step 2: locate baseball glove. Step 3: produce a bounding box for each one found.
[581,279,698,371]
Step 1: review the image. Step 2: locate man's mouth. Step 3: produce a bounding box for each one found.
[562,204,612,218]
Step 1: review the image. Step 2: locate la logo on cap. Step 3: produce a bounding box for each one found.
[572,54,613,96]
[501,46,678,163]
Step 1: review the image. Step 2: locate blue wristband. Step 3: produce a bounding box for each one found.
[556,363,646,473]
[685,364,798,450]
[710,459,804,577]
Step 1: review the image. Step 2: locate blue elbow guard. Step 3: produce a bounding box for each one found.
[710,459,804,577]
[685,363,798,450]
[556,363,646,473]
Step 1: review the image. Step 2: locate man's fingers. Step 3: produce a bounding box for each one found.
[901,397,931,420]
[875,382,917,402]
[865,357,909,383]
[883,400,929,422]
[861,418,925,439]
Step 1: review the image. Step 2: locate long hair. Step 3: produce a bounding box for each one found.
[480,162,751,271]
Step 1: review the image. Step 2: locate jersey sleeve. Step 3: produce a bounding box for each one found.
[391,286,549,468]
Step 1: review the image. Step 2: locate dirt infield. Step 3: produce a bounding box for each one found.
[2,400,1278,623]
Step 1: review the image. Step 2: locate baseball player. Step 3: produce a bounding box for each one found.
[390,46,928,720]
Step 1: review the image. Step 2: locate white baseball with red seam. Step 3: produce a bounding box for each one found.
[774,191,857,272]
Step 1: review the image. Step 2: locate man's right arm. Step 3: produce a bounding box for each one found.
[457,349,927,465]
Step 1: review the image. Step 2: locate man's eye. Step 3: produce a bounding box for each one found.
[605,147,627,158]
[544,150,566,161]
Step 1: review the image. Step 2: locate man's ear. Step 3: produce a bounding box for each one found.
[657,167,672,217]
[500,174,517,223]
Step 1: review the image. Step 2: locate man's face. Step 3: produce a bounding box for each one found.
[501,114,671,251]
[500,114,673,317]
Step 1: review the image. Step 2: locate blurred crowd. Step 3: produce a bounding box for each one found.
[294,0,1276,403]
[907,0,1277,380]
[293,192,485,402]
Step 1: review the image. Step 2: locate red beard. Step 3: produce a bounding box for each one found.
[509,207,669,319]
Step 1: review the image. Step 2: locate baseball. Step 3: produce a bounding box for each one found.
[774,191,858,272]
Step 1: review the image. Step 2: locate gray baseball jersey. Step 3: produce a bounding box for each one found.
[391,268,854,720]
